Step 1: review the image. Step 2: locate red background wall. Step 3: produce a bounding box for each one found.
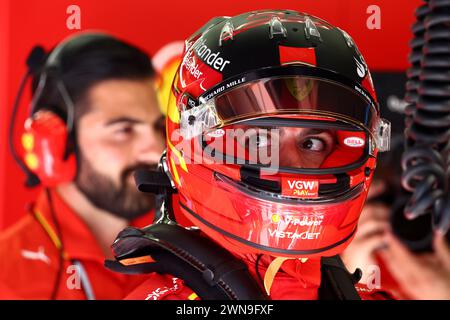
[0,0,422,230]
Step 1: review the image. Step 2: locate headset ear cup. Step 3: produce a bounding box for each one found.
[21,110,77,186]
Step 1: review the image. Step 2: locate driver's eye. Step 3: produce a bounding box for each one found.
[300,137,325,151]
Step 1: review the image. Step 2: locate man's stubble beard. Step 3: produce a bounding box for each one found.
[75,152,157,221]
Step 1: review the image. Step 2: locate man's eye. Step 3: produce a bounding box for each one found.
[154,121,166,135]
[115,126,134,136]
[301,137,325,151]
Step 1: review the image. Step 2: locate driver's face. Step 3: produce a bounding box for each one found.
[232,125,336,169]
[278,127,336,168]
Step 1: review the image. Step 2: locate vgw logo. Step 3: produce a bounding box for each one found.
[282,179,319,198]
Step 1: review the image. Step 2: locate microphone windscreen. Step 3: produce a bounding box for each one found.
[26,45,47,73]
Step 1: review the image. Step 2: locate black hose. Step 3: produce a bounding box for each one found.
[401,0,450,247]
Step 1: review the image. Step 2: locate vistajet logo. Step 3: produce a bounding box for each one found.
[268,229,321,240]
[193,38,231,72]
[282,179,319,198]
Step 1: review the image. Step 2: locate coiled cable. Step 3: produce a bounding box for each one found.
[401,0,450,243]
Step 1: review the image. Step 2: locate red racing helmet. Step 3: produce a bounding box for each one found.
[165,10,391,258]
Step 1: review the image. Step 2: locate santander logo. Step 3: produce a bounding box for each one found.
[343,137,365,148]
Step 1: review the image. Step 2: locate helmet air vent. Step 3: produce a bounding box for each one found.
[269,16,288,39]
[219,20,235,46]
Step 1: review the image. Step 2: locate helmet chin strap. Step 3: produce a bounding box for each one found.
[263,256,309,296]
[263,257,289,296]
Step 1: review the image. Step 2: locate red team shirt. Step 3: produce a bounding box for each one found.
[0,189,152,299]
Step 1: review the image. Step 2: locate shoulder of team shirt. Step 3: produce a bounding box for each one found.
[0,212,60,298]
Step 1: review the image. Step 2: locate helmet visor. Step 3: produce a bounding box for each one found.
[180,75,390,157]
[210,76,376,131]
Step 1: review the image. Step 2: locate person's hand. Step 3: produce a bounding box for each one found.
[379,232,450,300]
[341,181,390,284]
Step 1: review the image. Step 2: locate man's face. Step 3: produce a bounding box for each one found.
[75,78,165,220]
[212,125,336,169]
